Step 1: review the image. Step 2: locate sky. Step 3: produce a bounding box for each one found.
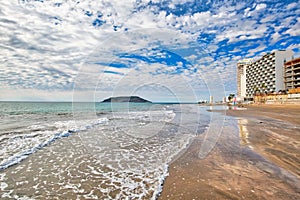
[0,0,299,102]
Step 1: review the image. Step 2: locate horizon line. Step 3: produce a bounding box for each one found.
[0,100,200,104]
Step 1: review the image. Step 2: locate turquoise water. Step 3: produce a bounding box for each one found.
[0,101,212,199]
[0,102,73,115]
[0,102,155,115]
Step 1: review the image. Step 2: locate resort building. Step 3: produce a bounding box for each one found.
[284,57,300,90]
[237,59,253,98]
[237,50,294,100]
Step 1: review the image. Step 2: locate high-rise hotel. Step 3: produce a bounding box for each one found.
[284,57,300,90]
[237,59,253,98]
[237,50,294,100]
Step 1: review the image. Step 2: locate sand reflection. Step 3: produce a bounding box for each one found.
[238,118,251,147]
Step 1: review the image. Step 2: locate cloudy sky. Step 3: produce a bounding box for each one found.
[0,0,299,102]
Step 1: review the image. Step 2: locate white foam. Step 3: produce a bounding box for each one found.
[0,118,109,171]
[111,110,175,122]
[107,110,176,139]
[0,182,8,190]
[1,190,13,199]
[17,197,33,200]
[1,105,210,199]
[79,110,195,199]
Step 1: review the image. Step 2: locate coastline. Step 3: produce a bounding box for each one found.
[159,104,300,199]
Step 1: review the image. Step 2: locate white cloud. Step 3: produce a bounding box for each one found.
[271,32,280,43]
[286,2,298,10]
[255,3,267,11]
[0,0,299,101]
[285,27,300,37]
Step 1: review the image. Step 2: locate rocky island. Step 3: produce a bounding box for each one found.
[101,96,152,103]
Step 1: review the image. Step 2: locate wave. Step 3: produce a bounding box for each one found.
[0,118,109,171]
[0,105,212,199]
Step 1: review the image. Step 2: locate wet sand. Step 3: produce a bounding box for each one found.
[159,104,300,200]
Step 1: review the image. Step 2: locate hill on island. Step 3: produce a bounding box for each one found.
[101,96,152,103]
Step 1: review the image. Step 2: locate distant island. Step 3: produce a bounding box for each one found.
[101,96,152,103]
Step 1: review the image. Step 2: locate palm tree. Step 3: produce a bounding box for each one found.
[228,94,235,101]
[254,85,260,95]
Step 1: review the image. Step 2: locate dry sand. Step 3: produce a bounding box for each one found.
[159,104,300,200]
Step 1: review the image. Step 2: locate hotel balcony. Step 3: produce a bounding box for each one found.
[285,73,292,77]
[285,69,293,73]
[284,78,295,83]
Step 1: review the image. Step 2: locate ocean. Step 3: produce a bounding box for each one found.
[0,102,216,199]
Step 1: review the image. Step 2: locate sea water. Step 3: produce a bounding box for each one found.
[0,102,212,199]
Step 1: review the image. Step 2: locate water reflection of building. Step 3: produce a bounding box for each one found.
[238,119,249,146]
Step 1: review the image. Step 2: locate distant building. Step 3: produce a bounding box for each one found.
[237,50,294,100]
[223,97,227,103]
[284,57,300,90]
[209,96,213,104]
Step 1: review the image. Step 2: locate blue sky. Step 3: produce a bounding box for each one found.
[0,0,299,102]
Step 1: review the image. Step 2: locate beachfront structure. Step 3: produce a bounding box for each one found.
[237,50,294,99]
[209,96,214,103]
[284,57,300,90]
[237,59,253,98]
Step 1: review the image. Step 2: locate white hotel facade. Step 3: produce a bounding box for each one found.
[237,50,294,100]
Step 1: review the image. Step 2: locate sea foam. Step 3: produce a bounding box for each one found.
[0,118,109,171]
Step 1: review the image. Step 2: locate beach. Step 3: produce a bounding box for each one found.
[1,102,300,199]
[0,102,209,199]
[159,104,300,200]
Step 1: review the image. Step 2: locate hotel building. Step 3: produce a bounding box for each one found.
[237,59,253,98]
[284,57,300,90]
[237,50,294,99]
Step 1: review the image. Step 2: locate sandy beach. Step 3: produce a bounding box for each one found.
[159,104,300,200]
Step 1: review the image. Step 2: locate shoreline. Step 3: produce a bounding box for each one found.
[225,104,300,178]
[159,104,300,199]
